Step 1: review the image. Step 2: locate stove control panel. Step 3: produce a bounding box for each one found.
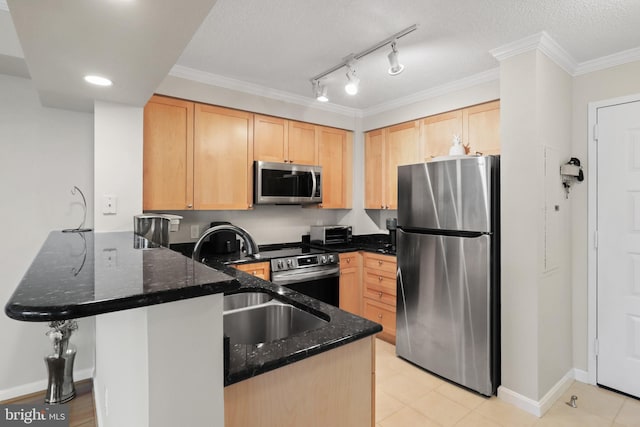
[271,252,339,272]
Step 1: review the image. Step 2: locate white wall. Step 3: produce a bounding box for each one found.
[93,101,143,232]
[498,49,573,404]
[571,60,640,372]
[0,74,95,398]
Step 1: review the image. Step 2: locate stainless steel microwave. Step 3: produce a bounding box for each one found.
[254,161,322,205]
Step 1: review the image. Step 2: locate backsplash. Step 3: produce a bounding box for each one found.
[156,205,343,245]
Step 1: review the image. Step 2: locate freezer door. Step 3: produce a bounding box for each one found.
[397,156,497,233]
[396,229,494,395]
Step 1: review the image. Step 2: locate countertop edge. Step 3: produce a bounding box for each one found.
[4,279,240,322]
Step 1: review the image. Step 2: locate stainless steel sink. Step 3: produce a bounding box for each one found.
[224,302,328,345]
[223,292,273,311]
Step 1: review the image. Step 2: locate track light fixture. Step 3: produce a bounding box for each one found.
[387,41,405,75]
[313,80,329,102]
[309,24,417,101]
[344,65,360,95]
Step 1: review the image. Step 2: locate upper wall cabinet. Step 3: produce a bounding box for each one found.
[422,100,500,160]
[143,95,195,211]
[143,95,253,211]
[318,126,353,209]
[253,115,318,165]
[194,104,254,210]
[463,100,500,156]
[364,121,420,210]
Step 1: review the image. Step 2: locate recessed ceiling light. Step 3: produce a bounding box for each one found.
[84,75,113,86]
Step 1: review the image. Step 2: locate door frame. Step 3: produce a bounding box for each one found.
[587,92,640,385]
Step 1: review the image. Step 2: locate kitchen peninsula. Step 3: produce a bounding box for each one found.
[5,231,382,427]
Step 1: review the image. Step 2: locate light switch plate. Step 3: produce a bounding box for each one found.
[191,225,200,239]
[103,195,117,215]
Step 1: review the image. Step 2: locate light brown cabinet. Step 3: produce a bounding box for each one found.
[318,126,353,209]
[364,121,419,210]
[463,100,501,156]
[143,96,254,211]
[194,104,254,210]
[361,252,397,344]
[143,95,195,210]
[422,100,500,160]
[339,252,361,316]
[232,261,270,281]
[253,115,318,165]
[225,337,375,427]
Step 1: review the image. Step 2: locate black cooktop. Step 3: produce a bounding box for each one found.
[257,243,329,259]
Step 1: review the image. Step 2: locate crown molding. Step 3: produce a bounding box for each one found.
[362,68,500,117]
[574,46,640,76]
[490,31,577,75]
[169,65,362,118]
[0,1,9,12]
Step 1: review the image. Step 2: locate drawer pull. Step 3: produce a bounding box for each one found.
[347,258,351,264]
[377,314,383,319]
[378,292,383,298]
[378,276,383,282]
[378,260,383,266]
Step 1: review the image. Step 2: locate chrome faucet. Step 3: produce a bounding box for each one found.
[192,224,260,262]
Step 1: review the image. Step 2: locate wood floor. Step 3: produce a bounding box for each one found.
[0,379,96,427]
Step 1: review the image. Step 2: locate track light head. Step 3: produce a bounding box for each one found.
[344,67,360,95]
[312,80,329,102]
[387,41,405,75]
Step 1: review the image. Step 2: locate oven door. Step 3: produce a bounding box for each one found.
[271,265,339,307]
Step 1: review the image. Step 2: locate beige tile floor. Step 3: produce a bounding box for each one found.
[375,339,640,427]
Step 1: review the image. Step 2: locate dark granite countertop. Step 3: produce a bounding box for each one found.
[205,260,382,386]
[4,231,240,322]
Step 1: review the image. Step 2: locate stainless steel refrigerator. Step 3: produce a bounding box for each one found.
[396,155,500,396]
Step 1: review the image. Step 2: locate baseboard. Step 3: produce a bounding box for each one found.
[573,368,590,384]
[498,369,574,417]
[0,368,93,402]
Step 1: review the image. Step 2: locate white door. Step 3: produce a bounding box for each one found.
[597,100,640,398]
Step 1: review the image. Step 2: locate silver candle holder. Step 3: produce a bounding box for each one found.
[44,320,78,404]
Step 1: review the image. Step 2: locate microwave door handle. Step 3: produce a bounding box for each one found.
[311,170,317,198]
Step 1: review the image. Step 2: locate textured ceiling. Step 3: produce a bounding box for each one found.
[177,0,640,110]
[2,0,640,112]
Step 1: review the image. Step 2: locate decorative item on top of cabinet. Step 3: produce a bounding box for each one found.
[253,115,318,165]
[232,261,270,281]
[143,95,195,211]
[339,252,362,316]
[362,252,397,344]
[317,126,353,209]
[194,104,254,210]
[364,121,419,210]
[422,109,463,160]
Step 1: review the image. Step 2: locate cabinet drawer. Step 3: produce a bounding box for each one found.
[363,269,396,299]
[363,299,396,341]
[363,253,396,274]
[233,262,270,281]
[339,252,360,267]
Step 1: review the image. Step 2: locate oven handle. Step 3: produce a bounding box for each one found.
[271,265,340,286]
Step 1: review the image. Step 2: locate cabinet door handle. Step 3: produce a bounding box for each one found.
[346,258,351,264]
[377,313,383,319]
[380,204,384,209]
[378,292,383,298]
[187,204,193,208]
[378,260,383,266]
[378,276,383,281]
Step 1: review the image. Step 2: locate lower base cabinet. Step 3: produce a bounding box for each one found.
[231,261,270,281]
[224,337,375,427]
[361,253,397,344]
